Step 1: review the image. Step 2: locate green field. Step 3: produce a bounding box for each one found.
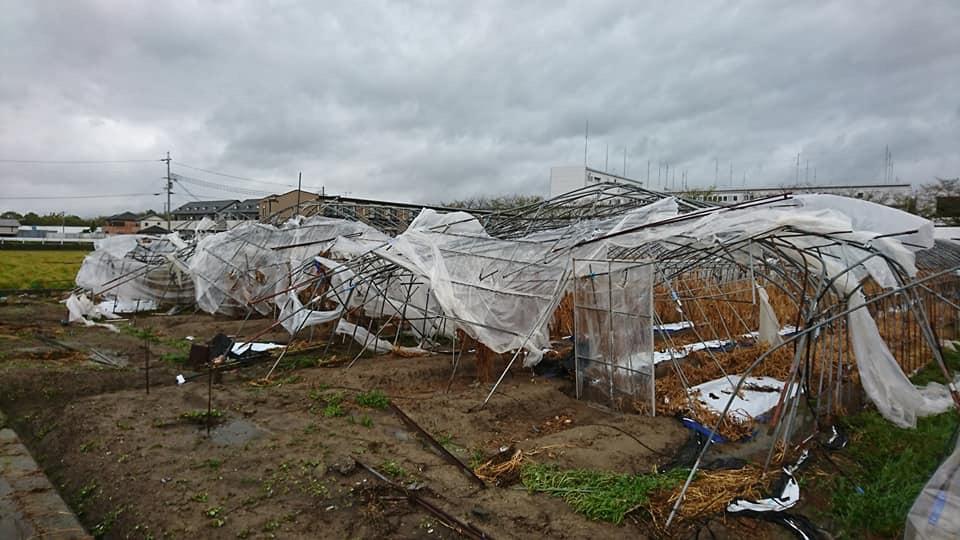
[0,250,89,290]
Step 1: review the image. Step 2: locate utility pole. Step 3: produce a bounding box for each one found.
[805,160,809,183]
[605,144,609,172]
[584,120,589,167]
[296,172,302,215]
[646,160,650,185]
[162,151,172,231]
[795,153,800,184]
[715,158,719,186]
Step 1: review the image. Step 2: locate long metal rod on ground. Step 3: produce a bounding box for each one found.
[388,401,486,489]
[356,460,492,540]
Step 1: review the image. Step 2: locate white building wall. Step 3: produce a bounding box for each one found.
[549,166,587,198]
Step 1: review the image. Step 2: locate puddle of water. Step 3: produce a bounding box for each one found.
[209,418,266,446]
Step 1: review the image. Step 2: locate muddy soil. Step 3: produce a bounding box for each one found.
[0,296,788,539]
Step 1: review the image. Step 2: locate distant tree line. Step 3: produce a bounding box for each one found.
[0,210,161,230]
[442,194,544,211]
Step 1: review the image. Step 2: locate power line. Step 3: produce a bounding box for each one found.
[0,158,161,164]
[0,193,161,200]
[171,161,323,192]
[172,173,272,197]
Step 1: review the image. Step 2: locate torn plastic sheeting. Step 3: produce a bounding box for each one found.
[848,290,956,428]
[63,294,121,332]
[793,193,935,252]
[97,298,158,315]
[276,291,343,335]
[757,285,783,348]
[231,342,284,355]
[333,320,430,357]
[727,475,800,513]
[335,319,393,354]
[905,434,960,539]
[65,293,117,322]
[690,375,798,423]
[653,339,735,365]
[728,451,807,514]
[655,321,694,333]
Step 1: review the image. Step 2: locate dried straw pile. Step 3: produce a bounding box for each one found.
[645,465,766,532]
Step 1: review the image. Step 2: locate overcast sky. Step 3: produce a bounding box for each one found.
[1,1,958,217]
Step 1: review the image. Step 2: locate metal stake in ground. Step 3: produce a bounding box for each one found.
[207,362,214,437]
[144,335,150,395]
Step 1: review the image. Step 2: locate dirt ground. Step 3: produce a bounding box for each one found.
[0,295,795,539]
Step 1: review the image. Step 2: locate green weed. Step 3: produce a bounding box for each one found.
[520,464,688,524]
[381,460,407,479]
[321,392,345,417]
[180,409,224,425]
[355,389,389,409]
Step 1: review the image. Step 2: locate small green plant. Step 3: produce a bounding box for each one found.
[92,506,124,537]
[121,324,159,342]
[191,492,209,503]
[204,505,223,518]
[287,355,319,369]
[321,392,346,417]
[160,351,188,365]
[180,409,225,425]
[307,384,330,401]
[381,460,407,479]
[359,415,374,428]
[355,389,389,409]
[76,481,98,506]
[468,448,487,469]
[79,441,98,453]
[520,464,688,524]
[275,374,303,385]
[195,458,222,470]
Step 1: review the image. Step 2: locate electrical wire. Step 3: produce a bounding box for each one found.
[0,193,161,200]
[172,173,272,197]
[0,158,161,164]
[172,161,325,192]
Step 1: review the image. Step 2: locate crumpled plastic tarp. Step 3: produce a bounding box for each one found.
[75,233,195,307]
[188,216,388,316]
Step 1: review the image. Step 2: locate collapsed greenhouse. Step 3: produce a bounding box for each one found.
[64,182,960,536]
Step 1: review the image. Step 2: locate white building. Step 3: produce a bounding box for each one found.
[549,166,643,198]
[139,214,166,230]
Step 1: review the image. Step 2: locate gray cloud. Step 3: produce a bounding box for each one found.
[1,0,958,216]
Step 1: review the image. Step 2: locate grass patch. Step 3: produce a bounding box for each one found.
[817,351,960,537]
[180,409,225,425]
[520,464,688,524]
[322,392,346,418]
[823,410,957,537]
[355,389,389,410]
[120,324,159,342]
[381,460,407,479]
[0,250,88,289]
